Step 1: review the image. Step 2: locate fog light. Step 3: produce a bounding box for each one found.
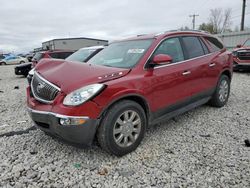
[59,118,86,126]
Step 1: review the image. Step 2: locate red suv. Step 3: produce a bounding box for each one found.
[232,38,250,71]
[27,30,233,156]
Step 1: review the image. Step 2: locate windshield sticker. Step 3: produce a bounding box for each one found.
[127,49,145,54]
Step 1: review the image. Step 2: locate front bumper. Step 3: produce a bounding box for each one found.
[233,62,250,70]
[27,108,99,146]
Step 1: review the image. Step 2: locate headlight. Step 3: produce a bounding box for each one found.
[63,84,105,106]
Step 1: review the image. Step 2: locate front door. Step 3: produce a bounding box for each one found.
[148,37,194,117]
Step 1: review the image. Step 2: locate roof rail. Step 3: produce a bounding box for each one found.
[137,34,147,37]
[165,29,210,34]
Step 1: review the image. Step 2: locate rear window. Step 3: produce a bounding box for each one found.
[204,37,224,52]
[49,52,73,59]
[182,36,205,59]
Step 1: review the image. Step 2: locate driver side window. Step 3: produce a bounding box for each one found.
[154,38,184,63]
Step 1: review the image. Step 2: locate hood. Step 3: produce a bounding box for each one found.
[233,46,250,52]
[35,59,131,94]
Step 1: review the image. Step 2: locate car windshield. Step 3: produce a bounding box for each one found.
[66,48,97,62]
[89,39,153,68]
[32,52,43,61]
[244,39,250,46]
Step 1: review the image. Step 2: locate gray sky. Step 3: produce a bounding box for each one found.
[0,0,248,53]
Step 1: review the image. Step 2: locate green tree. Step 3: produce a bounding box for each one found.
[199,23,215,33]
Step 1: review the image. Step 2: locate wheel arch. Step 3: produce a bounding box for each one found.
[220,69,232,81]
[98,94,151,123]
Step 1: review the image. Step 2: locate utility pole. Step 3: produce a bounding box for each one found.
[241,0,246,31]
[189,14,199,30]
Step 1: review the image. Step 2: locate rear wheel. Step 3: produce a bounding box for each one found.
[0,62,6,65]
[20,61,25,64]
[97,100,146,156]
[209,74,230,107]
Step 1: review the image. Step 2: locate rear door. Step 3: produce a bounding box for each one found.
[150,37,194,117]
[181,36,215,98]
[202,36,226,87]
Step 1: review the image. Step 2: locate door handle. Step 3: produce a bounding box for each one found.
[182,70,191,76]
[209,63,216,67]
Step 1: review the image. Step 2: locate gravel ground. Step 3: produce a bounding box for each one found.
[0,65,250,187]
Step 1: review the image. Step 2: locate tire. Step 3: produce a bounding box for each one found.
[209,74,230,107]
[97,100,147,156]
[0,62,6,65]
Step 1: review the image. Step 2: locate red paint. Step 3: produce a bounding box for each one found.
[232,38,250,65]
[32,50,74,67]
[27,31,233,119]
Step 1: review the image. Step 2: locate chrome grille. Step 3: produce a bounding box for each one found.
[31,72,60,103]
[238,51,250,60]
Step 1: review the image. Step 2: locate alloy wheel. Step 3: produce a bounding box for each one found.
[113,110,142,148]
[218,79,229,103]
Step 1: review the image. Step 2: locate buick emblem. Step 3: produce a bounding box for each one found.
[37,82,45,93]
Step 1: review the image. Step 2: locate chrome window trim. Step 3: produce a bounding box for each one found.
[27,107,89,119]
[153,52,216,69]
[143,36,219,70]
[31,71,61,104]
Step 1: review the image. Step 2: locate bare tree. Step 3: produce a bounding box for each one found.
[209,8,223,33]
[221,8,232,33]
[200,8,232,34]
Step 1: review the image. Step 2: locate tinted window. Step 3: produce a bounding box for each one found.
[204,37,224,52]
[63,52,74,59]
[153,38,184,63]
[49,52,59,59]
[182,37,205,59]
[50,52,74,59]
[199,38,209,54]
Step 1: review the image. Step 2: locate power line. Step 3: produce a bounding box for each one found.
[231,12,250,19]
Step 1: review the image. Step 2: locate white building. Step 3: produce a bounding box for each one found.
[41,37,108,51]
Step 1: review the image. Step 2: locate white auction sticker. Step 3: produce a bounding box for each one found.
[127,49,145,53]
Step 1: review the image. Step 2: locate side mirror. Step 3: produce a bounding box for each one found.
[152,54,172,65]
[236,44,242,48]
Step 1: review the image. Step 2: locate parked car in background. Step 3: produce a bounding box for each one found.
[26,53,34,62]
[232,38,250,71]
[0,54,5,61]
[15,62,32,76]
[32,50,74,68]
[16,50,74,77]
[0,55,28,65]
[65,46,104,63]
[27,46,104,83]
[27,30,233,156]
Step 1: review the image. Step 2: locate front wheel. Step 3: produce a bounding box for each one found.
[97,100,146,156]
[209,74,230,107]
